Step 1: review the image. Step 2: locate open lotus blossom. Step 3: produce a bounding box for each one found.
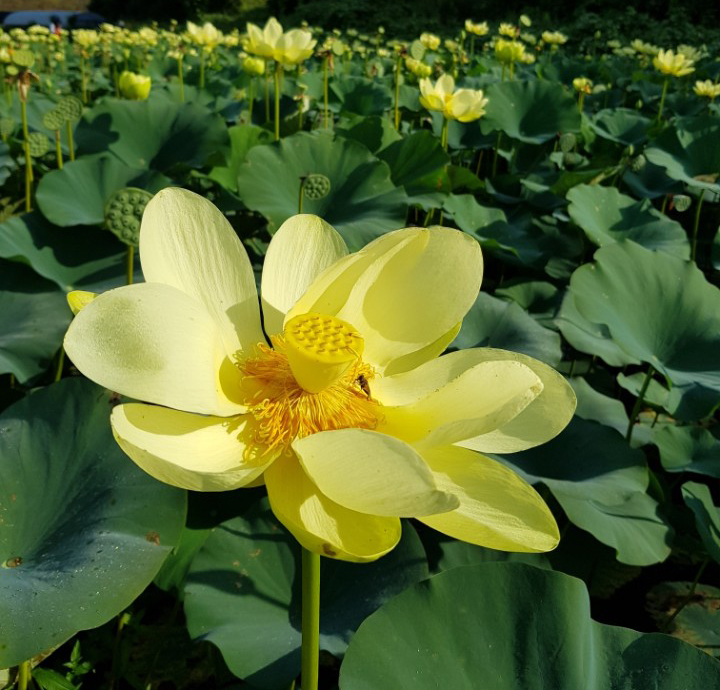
[653,48,695,77]
[64,188,576,563]
[419,74,488,123]
[694,79,720,100]
[186,21,223,49]
[245,16,316,67]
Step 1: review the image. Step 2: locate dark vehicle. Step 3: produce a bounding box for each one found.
[2,10,106,29]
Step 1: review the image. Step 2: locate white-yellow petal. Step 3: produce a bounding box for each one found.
[64,283,243,416]
[419,445,560,552]
[265,452,401,562]
[456,348,576,453]
[111,404,273,491]
[261,214,347,337]
[376,357,543,448]
[293,429,459,517]
[139,187,264,361]
[289,226,483,374]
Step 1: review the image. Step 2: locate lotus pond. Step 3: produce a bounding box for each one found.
[0,14,719,690]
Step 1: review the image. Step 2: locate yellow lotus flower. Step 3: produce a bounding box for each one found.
[186,21,223,49]
[405,56,432,78]
[465,20,489,37]
[419,32,441,51]
[64,188,575,563]
[242,56,266,76]
[495,38,526,65]
[573,76,593,94]
[694,79,720,99]
[653,48,695,77]
[118,71,151,100]
[542,31,568,46]
[498,23,518,38]
[419,74,489,122]
[245,17,316,67]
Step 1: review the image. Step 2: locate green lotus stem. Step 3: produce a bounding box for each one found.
[423,208,434,226]
[691,189,705,262]
[501,65,506,82]
[127,246,134,285]
[297,65,304,131]
[66,120,75,162]
[625,364,654,444]
[199,52,206,90]
[274,63,281,141]
[440,117,449,150]
[18,661,30,690]
[475,150,483,176]
[323,55,330,129]
[657,78,668,123]
[301,548,320,690]
[21,98,32,212]
[660,194,669,215]
[265,72,270,122]
[492,131,502,177]
[178,57,185,103]
[298,176,307,213]
[248,78,255,124]
[81,57,87,104]
[54,346,65,382]
[54,129,63,169]
[578,93,586,114]
[662,558,709,632]
[470,36,476,58]
[394,55,402,130]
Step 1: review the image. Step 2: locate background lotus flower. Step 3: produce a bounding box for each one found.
[419,74,489,123]
[186,21,223,49]
[653,48,695,77]
[117,70,151,100]
[245,17,316,67]
[64,188,576,563]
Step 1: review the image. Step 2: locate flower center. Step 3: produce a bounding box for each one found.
[239,313,380,456]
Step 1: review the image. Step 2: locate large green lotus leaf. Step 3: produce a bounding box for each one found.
[497,417,647,504]
[647,582,720,657]
[208,124,273,193]
[623,160,684,200]
[376,130,450,204]
[339,563,720,690]
[0,260,69,382]
[555,289,640,368]
[452,291,562,366]
[36,154,170,227]
[235,130,408,250]
[568,241,720,419]
[645,116,720,194]
[0,211,127,292]
[335,114,402,154]
[184,500,428,689]
[0,379,186,667]
[682,481,720,564]
[74,98,229,171]
[329,76,393,116]
[591,107,653,146]
[654,425,720,478]
[481,80,581,144]
[567,184,689,258]
[554,491,672,566]
[495,281,561,325]
[617,371,670,409]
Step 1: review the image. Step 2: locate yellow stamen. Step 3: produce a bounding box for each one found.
[284,312,364,393]
[239,334,379,458]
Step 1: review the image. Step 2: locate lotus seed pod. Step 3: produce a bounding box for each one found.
[673,195,691,212]
[27,132,49,157]
[103,187,153,247]
[56,96,83,123]
[559,133,576,153]
[42,108,64,131]
[12,50,35,68]
[303,173,331,200]
[0,118,14,138]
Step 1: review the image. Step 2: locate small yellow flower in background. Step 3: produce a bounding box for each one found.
[542,31,568,46]
[186,21,223,49]
[73,29,100,49]
[67,291,97,315]
[573,76,593,94]
[694,79,720,100]
[495,38,526,65]
[64,188,576,562]
[405,57,432,79]
[419,32,441,51]
[653,48,695,77]
[498,23,518,38]
[419,74,489,122]
[242,56,266,76]
[465,20,489,37]
[519,14,532,27]
[677,44,704,62]
[118,71,151,100]
[245,17,316,67]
